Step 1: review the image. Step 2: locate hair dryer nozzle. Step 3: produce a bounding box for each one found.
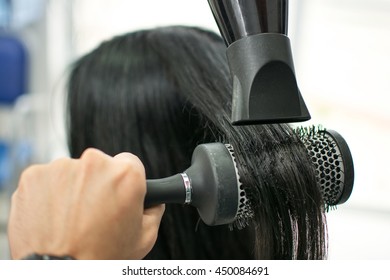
[208,0,311,125]
[227,33,311,125]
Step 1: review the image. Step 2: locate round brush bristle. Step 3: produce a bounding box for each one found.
[296,126,354,210]
[225,144,254,229]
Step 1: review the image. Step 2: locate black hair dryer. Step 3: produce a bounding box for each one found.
[208,0,311,125]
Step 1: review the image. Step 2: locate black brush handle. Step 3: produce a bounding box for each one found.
[143,143,240,226]
[145,174,185,207]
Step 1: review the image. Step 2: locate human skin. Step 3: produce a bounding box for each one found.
[8,148,164,260]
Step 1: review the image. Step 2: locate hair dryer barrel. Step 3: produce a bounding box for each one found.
[208,0,311,125]
[208,0,288,45]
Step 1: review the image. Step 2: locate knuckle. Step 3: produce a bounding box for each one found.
[16,164,45,197]
[130,162,146,183]
[19,166,33,183]
[79,148,106,171]
[80,148,102,160]
[18,165,39,188]
[116,158,146,193]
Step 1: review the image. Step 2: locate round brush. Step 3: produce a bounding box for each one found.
[145,128,354,226]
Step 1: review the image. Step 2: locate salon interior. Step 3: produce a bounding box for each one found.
[1,0,389,260]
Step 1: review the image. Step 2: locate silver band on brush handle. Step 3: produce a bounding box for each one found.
[181,173,192,204]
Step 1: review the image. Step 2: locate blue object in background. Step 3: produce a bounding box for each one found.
[0,0,11,28]
[0,33,27,104]
[0,140,10,190]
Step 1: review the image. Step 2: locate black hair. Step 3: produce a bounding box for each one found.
[67,26,327,259]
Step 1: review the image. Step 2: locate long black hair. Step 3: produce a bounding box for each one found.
[67,26,327,259]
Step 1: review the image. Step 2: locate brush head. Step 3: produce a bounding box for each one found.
[225,144,254,229]
[296,127,354,209]
[186,143,253,227]
[145,127,354,227]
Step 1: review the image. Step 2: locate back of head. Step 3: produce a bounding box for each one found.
[67,26,327,259]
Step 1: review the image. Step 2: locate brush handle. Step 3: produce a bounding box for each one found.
[144,143,241,226]
[145,174,187,207]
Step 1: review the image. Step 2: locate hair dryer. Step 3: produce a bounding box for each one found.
[208,0,310,125]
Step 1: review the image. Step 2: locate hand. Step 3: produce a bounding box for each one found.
[8,148,164,260]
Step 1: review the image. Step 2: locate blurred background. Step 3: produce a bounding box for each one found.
[0,0,389,259]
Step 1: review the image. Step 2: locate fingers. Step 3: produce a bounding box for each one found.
[113,152,164,223]
[144,204,165,221]
[112,153,163,259]
[135,204,165,258]
[114,152,164,257]
[111,152,147,202]
[8,148,165,260]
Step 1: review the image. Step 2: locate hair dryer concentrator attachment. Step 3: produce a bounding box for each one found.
[208,0,311,125]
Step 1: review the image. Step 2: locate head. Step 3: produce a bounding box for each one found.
[67,26,327,259]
